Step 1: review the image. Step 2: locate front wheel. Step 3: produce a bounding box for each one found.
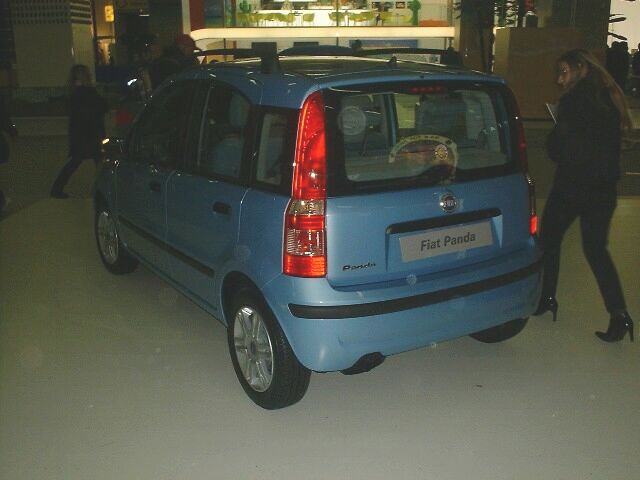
[469,317,528,343]
[95,204,138,274]
[227,289,310,409]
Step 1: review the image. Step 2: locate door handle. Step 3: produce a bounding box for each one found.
[213,202,231,215]
[149,181,161,192]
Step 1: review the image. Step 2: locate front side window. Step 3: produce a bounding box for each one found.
[325,83,515,194]
[129,83,195,168]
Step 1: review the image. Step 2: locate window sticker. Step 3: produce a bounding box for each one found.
[338,106,367,137]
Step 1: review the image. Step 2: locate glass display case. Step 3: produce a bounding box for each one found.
[206,0,451,28]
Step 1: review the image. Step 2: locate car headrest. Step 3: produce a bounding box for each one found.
[229,94,249,129]
[340,95,382,142]
[416,94,466,135]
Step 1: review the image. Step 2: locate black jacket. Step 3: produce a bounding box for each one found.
[0,95,17,164]
[546,76,621,191]
[149,46,198,90]
[633,51,640,76]
[67,86,107,160]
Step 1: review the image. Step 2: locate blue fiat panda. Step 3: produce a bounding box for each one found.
[94,49,542,409]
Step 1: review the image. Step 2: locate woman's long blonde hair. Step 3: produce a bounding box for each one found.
[558,49,632,131]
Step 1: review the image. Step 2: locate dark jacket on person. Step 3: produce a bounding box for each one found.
[67,86,108,160]
[546,76,621,193]
[0,94,18,164]
[632,51,640,76]
[441,47,463,66]
[149,45,198,90]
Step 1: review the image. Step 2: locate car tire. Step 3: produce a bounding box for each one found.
[469,317,528,344]
[228,289,311,410]
[95,204,138,274]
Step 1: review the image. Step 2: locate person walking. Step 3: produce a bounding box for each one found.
[633,43,640,77]
[50,65,107,199]
[441,46,463,66]
[631,43,640,96]
[606,41,630,92]
[149,34,199,90]
[534,49,634,343]
[0,91,18,212]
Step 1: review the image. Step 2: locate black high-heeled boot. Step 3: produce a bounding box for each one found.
[533,296,558,322]
[595,312,634,343]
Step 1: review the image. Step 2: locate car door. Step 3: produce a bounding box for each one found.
[165,82,253,310]
[116,82,195,275]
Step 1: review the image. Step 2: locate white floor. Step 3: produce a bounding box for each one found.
[1,198,639,480]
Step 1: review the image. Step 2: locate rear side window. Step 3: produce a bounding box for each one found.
[256,112,288,186]
[325,82,516,194]
[251,108,297,193]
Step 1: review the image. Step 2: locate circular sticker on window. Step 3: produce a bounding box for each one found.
[338,106,367,137]
[434,143,449,161]
[388,134,458,182]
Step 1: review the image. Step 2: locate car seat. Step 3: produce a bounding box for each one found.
[206,94,249,178]
[415,94,472,147]
[341,95,388,157]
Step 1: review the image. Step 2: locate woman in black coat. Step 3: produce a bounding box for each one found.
[0,92,18,212]
[50,64,107,198]
[534,49,634,343]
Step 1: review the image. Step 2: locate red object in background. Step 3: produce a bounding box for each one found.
[525,0,535,12]
[189,0,205,31]
[115,108,134,127]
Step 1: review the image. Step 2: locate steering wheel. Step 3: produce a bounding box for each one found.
[388,134,457,180]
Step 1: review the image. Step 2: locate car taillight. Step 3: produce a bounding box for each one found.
[527,174,538,236]
[506,87,537,237]
[283,91,327,277]
[515,115,528,172]
[407,84,447,95]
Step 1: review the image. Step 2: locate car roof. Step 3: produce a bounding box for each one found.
[202,55,490,79]
[182,55,504,108]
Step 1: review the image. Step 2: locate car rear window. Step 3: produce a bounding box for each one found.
[324,82,518,195]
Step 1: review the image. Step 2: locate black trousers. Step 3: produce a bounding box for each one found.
[539,183,626,313]
[0,135,7,210]
[51,156,97,195]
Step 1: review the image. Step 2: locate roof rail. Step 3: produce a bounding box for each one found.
[354,47,462,66]
[196,44,280,73]
[194,46,462,71]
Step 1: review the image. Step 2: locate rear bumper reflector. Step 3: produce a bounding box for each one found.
[289,259,542,319]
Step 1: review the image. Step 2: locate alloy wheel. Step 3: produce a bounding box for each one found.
[97,211,119,265]
[233,305,274,392]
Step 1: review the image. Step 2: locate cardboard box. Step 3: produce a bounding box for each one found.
[493,27,583,119]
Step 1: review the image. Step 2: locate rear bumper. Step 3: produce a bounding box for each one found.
[263,255,542,372]
[290,260,541,319]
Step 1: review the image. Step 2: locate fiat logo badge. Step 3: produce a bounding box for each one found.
[439,192,458,213]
